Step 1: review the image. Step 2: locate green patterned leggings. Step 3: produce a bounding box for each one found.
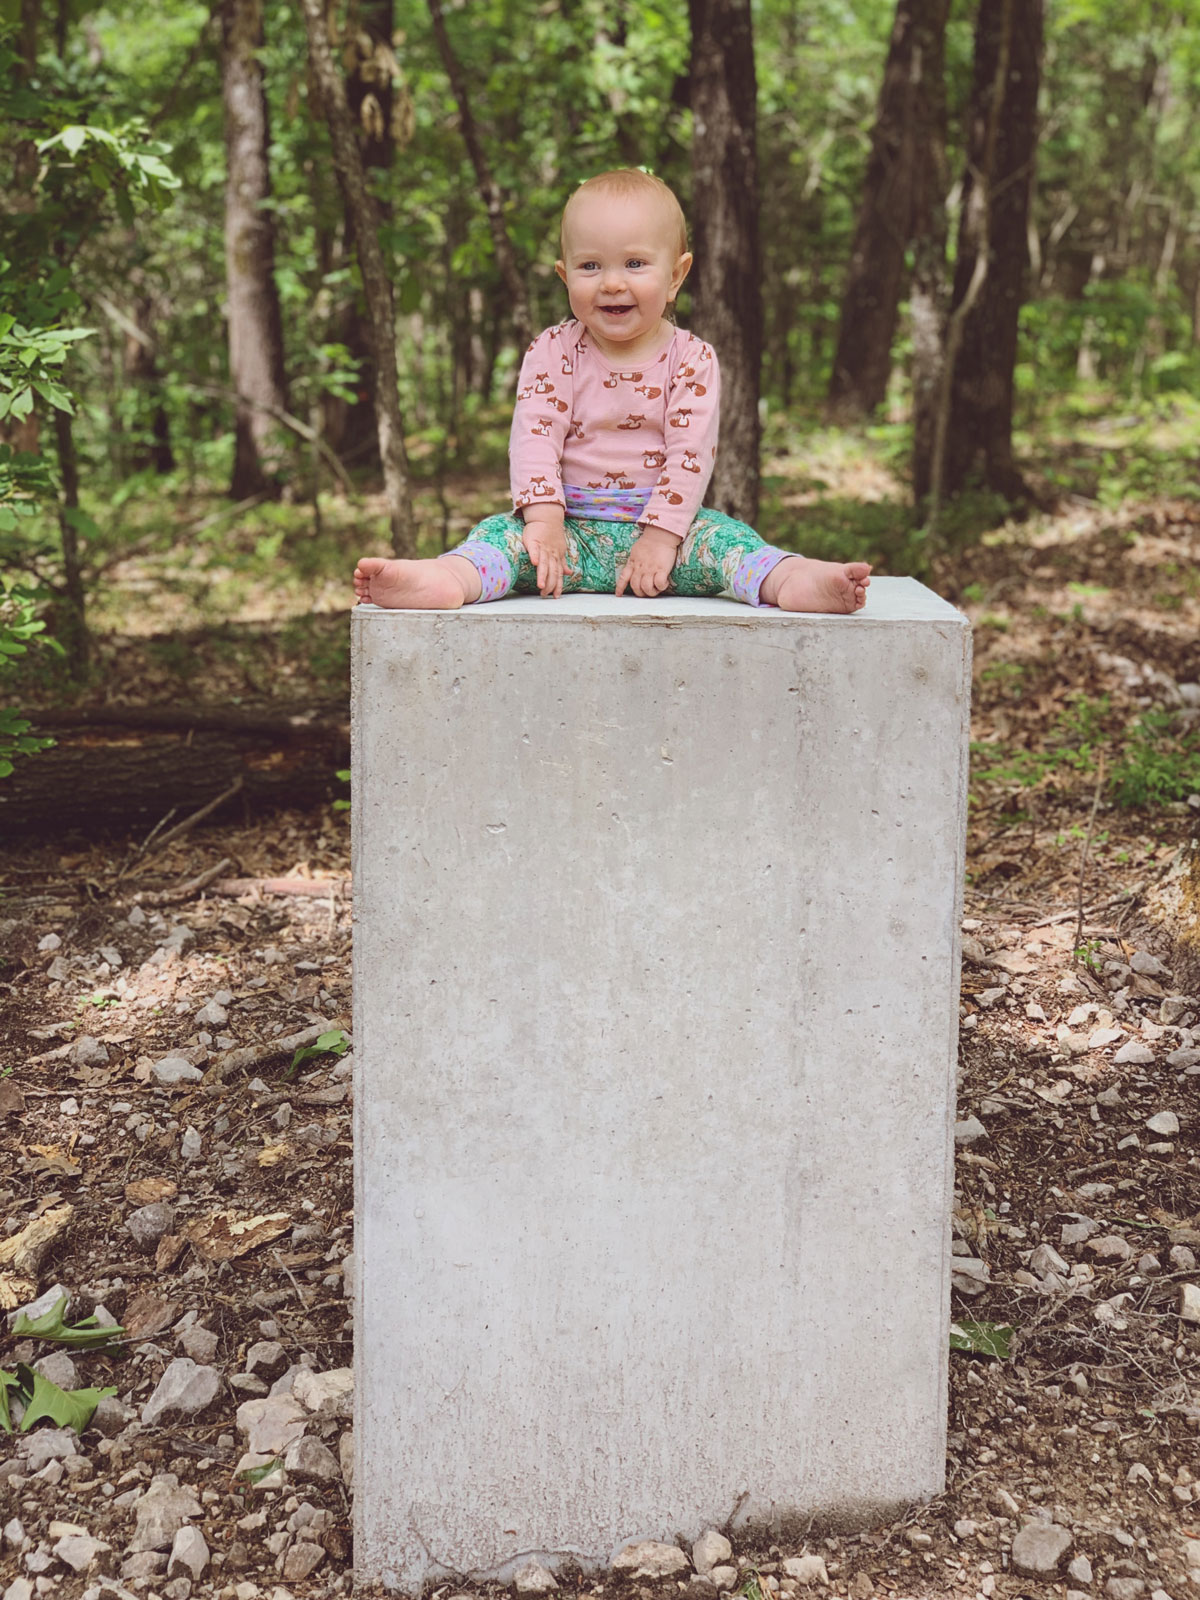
[444,508,793,606]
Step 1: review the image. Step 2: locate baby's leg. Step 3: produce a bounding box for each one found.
[760,555,870,614]
[353,554,481,609]
[353,515,527,608]
[673,510,869,613]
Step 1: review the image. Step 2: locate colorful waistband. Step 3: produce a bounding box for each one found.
[563,483,653,521]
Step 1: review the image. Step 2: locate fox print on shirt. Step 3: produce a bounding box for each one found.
[509,320,720,539]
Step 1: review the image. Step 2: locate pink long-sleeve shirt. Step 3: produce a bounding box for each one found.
[509,319,721,540]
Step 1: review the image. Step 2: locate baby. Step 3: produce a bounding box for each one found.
[354,169,870,613]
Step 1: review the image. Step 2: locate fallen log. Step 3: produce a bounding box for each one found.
[0,705,349,837]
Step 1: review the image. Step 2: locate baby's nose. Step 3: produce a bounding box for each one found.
[599,264,624,291]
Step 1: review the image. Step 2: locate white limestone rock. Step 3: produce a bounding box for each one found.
[513,1560,559,1593]
[19,1429,77,1472]
[235,1394,308,1455]
[126,1203,176,1251]
[611,1542,691,1580]
[53,1533,111,1573]
[782,1555,829,1585]
[1178,1283,1200,1324]
[167,1525,210,1580]
[1011,1522,1072,1576]
[142,1359,221,1425]
[32,1351,78,1391]
[954,1116,988,1147]
[950,1256,990,1295]
[1130,952,1169,978]
[292,1366,353,1415]
[1146,1111,1180,1137]
[708,1569,738,1592]
[1113,1041,1154,1065]
[152,1057,202,1086]
[281,1541,325,1581]
[282,1436,340,1482]
[1067,1555,1093,1585]
[128,1476,202,1553]
[692,1533,732,1577]
[177,1326,218,1364]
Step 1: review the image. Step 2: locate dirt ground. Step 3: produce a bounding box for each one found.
[1,493,1198,1600]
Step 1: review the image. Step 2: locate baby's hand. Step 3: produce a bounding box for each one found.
[616,526,680,598]
[521,513,567,599]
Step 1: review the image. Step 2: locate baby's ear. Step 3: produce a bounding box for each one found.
[554,260,568,286]
[672,251,694,294]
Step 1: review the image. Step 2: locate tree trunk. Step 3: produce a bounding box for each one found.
[425,0,533,355]
[221,0,289,499]
[932,0,1043,506]
[300,0,415,557]
[328,0,398,469]
[123,291,175,473]
[688,0,762,526]
[0,715,348,837]
[52,408,88,677]
[828,0,950,423]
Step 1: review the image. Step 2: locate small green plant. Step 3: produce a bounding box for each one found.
[287,1027,351,1080]
[735,1569,769,1600]
[949,1321,1013,1359]
[1074,939,1104,975]
[333,767,351,813]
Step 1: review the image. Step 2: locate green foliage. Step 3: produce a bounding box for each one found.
[287,1027,351,1079]
[0,578,57,778]
[973,693,1200,811]
[11,1293,125,1349]
[0,1363,117,1435]
[949,1321,1013,1360]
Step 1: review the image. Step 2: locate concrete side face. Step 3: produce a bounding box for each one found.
[352,598,970,1592]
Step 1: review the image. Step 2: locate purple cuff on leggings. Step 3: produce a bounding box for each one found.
[732,546,793,607]
[441,542,512,603]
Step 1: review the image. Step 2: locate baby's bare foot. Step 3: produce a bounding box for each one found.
[762,556,871,614]
[353,556,474,609]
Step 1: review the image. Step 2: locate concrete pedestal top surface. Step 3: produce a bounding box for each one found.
[352,579,971,1591]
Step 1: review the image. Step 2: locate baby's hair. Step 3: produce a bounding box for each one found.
[560,169,688,261]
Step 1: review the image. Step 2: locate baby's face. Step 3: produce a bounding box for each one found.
[556,190,692,363]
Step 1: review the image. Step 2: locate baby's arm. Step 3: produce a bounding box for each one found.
[617,339,721,598]
[510,327,575,597]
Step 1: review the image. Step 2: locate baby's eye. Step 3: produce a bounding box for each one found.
[578,261,600,272]
[626,258,647,269]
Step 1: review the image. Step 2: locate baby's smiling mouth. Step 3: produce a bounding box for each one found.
[601,304,633,315]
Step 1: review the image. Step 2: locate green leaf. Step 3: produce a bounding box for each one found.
[237,1456,283,1485]
[12,1293,124,1349]
[59,125,88,156]
[16,1366,116,1433]
[950,1320,1013,1360]
[0,1368,22,1433]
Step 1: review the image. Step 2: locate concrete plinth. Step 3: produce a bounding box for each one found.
[352,582,971,1592]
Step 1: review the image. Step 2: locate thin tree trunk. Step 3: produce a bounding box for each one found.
[688,0,762,526]
[908,12,951,503]
[300,0,415,557]
[123,290,175,473]
[221,0,288,499]
[425,0,533,355]
[329,0,398,468]
[828,0,951,423]
[52,408,88,676]
[931,0,1043,511]
[19,0,38,74]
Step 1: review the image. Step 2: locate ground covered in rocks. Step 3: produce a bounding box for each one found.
[1,494,1199,1600]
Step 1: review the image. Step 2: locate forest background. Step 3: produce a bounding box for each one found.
[1,0,1199,833]
[1,8,1200,1593]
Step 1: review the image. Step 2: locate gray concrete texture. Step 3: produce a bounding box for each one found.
[352,582,971,1592]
